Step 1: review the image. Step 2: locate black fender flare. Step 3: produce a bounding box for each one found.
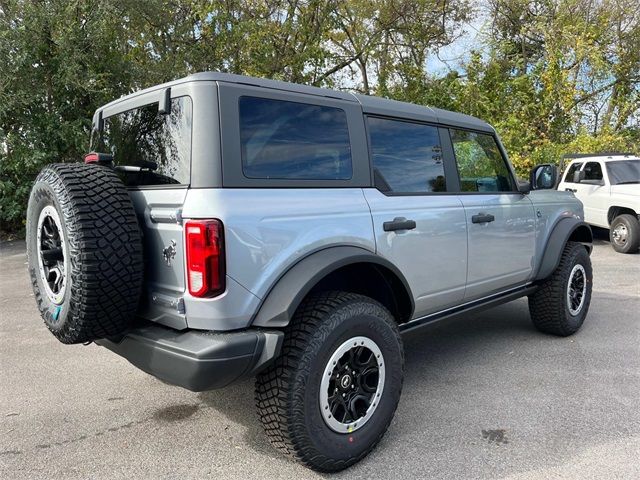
[534,217,593,281]
[251,246,414,328]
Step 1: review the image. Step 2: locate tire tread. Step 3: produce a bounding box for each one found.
[255,291,402,472]
[528,241,591,336]
[27,163,143,344]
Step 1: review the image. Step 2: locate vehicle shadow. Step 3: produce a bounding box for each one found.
[591,225,610,245]
[197,378,275,456]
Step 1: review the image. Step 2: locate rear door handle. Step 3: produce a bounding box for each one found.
[471,213,495,224]
[383,217,417,232]
[565,188,577,193]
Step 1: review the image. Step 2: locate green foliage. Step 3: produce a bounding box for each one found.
[1,0,639,234]
[1,0,144,233]
[412,0,640,177]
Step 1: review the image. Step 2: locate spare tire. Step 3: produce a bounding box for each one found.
[26,163,143,344]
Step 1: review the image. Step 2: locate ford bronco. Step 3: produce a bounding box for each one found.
[26,72,593,471]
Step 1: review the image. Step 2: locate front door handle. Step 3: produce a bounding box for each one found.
[471,213,495,224]
[565,188,577,193]
[383,217,417,232]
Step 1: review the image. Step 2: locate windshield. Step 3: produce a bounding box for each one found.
[606,160,640,185]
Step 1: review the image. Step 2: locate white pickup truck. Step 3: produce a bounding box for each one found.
[558,154,640,253]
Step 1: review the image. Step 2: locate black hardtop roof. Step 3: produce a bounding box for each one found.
[351,93,493,132]
[100,71,494,132]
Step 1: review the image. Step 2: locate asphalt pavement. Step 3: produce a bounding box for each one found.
[1,230,638,479]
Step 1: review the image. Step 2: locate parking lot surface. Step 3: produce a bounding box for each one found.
[1,232,638,479]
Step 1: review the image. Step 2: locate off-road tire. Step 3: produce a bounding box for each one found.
[255,292,404,472]
[609,214,640,254]
[528,241,592,336]
[26,163,143,344]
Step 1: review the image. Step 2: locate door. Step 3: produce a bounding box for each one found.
[448,129,536,300]
[363,117,467,318]
[574,161,609,227]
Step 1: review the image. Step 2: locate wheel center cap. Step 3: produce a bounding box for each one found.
[340,374,352,389]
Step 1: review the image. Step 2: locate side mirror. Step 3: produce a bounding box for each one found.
[158,88,171,115]
[517,180,531,194]
[530,163,558,190]
[573,170,585,184]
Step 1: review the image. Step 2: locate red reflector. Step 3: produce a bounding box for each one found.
[185,220,225,298]
[84,152,113,164]
[84,153,99,163]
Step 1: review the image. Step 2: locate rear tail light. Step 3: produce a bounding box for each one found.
[185,220,225,298]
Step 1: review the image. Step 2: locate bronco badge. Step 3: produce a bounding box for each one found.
[162,240,177,266]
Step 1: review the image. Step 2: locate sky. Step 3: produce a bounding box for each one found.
[425,9,489,75]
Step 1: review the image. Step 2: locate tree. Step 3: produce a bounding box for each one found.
[1,0,638,234]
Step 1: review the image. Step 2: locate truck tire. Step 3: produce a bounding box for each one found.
[609,214,640,254]
[255,291,404,472]
[26,163,143,344]
[528,241,592,336]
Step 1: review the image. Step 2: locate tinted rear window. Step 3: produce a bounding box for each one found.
[239,96,352,180]
[96,96,192,186]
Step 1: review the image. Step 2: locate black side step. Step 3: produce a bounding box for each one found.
[399,284,538,334]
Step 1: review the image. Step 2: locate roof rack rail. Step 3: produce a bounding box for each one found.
[562,152,635,159]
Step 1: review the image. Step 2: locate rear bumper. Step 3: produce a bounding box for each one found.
[96,324,283,391]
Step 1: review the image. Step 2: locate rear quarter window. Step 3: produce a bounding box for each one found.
[96,96,192,187]
[238,96,352,180]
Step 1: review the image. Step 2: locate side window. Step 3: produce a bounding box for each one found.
[99,97,192,186]
[367,117,446,193]
[450,129,516,192]
[564,162,583,183]
[583,162,603,181]
[239,96,352,180]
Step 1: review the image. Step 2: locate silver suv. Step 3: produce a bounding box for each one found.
[26,72,594,472]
